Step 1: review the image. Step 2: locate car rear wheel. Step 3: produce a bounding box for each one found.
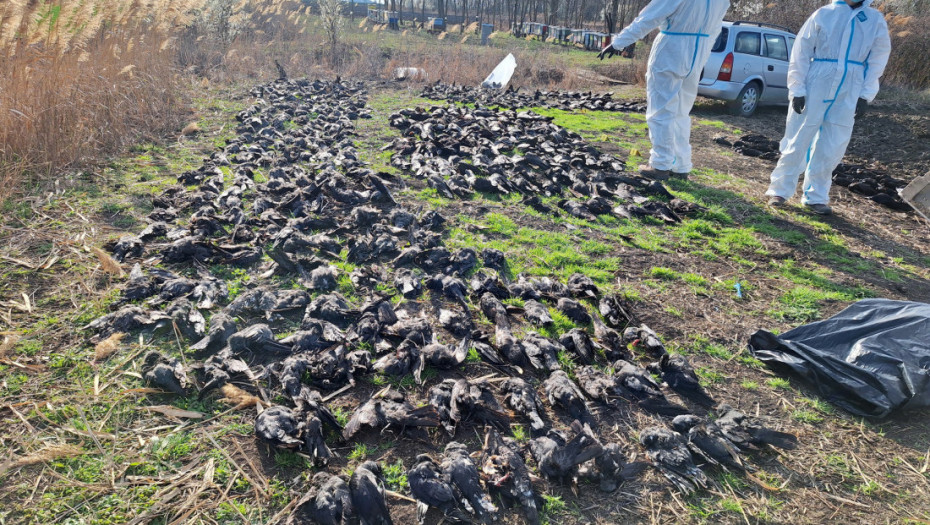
[729,82,761,117]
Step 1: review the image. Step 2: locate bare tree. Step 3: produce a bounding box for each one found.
[319,0,344,63]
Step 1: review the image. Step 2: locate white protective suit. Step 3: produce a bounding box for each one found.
[609,0,730,173]
[766,0,891,205]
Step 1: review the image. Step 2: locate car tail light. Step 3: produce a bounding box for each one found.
[717,52,734,82]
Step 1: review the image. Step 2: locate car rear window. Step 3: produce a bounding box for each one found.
[712,27,728,53]
[765,34,788,60]
[734,31,762,55]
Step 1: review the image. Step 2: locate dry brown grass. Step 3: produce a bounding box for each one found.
[883,14,930,91]
[0,1,197,202]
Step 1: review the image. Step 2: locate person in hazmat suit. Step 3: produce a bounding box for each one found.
[599,0,730,180]
[766,0,891,215]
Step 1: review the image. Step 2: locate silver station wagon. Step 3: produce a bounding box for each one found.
[699,21,797,117]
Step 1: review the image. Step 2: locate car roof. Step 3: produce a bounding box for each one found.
[720,21,796,37]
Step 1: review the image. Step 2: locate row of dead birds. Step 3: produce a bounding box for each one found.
[277,396,795,525]
[87,77,798,525]
[832,162,912,211]
[386,104,702,224]
[713,134,781,162]
[420,82,647,113]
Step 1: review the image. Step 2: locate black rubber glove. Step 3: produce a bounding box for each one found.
[598,45,617,60]
[792,96,806,114]
[855,97,868,117]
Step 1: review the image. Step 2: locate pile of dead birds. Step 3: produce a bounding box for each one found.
[713,133,781,161]
[386,105,700,224]
[832,162,912,211]
[420,83,647,113]
[87,77,798,524]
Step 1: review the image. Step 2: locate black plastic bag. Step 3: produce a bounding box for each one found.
[748,299,930,419]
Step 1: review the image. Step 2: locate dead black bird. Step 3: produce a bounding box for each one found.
[469,270,511,300]
[567,273,599,299]
[342,388,440,439]
[481,248,507,273]
[308,265,339,292]
[480,428,539,525]
[598,294,634,328]
[523,299,553,326]
[421,336,470,370]
[225,286,310,319]
[558,328,596,365]
[393,269,423,299]
[521,332,563,372]
[575,366,622,407]
[381,316,433,346]
[441,442,499,523]
[120,264,159,303]
[640,426,708,495]
[446,248,478,276]
[349,461,394,525]
[558,199,597,221]
[500,377,547,434]
[165,298,206,341]
[142,352,189,395]
[556,297,592,325]
[622,324,667,358]
[83,305,171,342]
[197,349,256,398]
[586,443,650,493]
[109,235,144,262]
[227,324,292,357]
[255,405,304,449]
[373,338,424,383]
[714,404,798,451]
[528,420,604,483]
[300,415,333,465]
[300,345,370,391]
[426,274,471,312]
[288,472,353,525]
[671,415,745,472]
[438,308,472,338]
[429,379,458,435]
[479,292,509,325]
[613,359,689,417]
[647,353,716,408]
[450,378,511,432]
[305,293,360,327]
[590,312,631,362]
[408,454,470,524]
[189,312,238,356]
[543,370,594,425]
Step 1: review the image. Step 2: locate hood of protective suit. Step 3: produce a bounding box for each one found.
[841,0,873,7]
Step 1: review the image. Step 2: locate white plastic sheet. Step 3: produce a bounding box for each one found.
[481,53,517,89]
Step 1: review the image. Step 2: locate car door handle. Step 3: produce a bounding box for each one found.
[768,65,774,71]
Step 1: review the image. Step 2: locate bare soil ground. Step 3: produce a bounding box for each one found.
[0,79,928,525]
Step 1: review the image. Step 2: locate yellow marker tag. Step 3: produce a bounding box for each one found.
[630,148,641,157]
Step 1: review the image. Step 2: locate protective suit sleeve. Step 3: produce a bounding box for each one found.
[860,16,891,102]
[610,0,683,51]
[787,14,818,99]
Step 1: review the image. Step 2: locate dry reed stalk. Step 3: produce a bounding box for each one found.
[181,122,202,136]
[1,444,84,474]
[94,333,126,361]
[218,384,262,409]
[90,247,124,277]
[0,334,21,358]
